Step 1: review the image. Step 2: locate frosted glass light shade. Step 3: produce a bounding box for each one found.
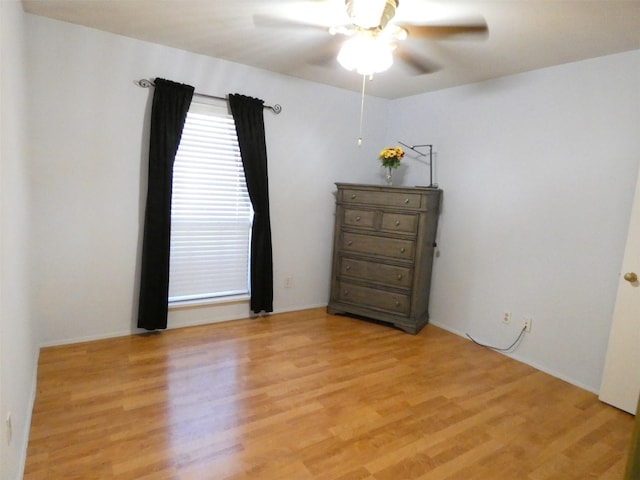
[337,35,394,76]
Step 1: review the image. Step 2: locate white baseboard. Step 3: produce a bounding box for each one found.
[39,303,330,349]
[429,320,598,395]
[17,348,40,480]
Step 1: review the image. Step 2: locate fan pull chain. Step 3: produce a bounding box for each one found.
[357,75,367,147]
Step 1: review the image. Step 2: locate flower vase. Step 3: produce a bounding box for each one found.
[385,167,393,186]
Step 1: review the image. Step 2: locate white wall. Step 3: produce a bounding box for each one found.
[24,14,640,390]
[25,14,389,346]
[386,50,640,392]
[0,2,37,479]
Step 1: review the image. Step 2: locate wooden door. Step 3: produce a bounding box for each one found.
[599,167,640,414]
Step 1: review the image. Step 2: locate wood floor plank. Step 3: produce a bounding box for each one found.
[25,309,634,479]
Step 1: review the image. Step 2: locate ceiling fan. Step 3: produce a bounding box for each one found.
[255,0,488,76]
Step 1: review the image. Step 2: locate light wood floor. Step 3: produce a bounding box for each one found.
[25,308,633,479]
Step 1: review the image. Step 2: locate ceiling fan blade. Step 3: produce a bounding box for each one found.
[402,20,488,39]
[309,35,345,67]
[395,46,441,75]
[253,14,329,32]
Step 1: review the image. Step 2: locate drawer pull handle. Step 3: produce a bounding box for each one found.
[355,216,361,222]
[404,198,410,204]
[345,265,351,271]
[397,274,403,280]
[395,220,400,226]
[344,290,350,296]
[347,240,353,246]
[400,247,406,253]
[351,194,357,200]
[395,300,401,307]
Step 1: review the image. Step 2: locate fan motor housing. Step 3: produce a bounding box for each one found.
[345,0,399,30]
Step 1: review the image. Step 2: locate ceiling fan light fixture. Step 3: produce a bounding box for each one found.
[390,25,407,41]
[346,0,398,29]
[329,25,354,36]
[337,33,394,76]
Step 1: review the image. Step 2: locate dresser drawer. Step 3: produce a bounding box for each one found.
[381,212,418,234]
[342,189,422,209]
[342,232,415,261]
[337,281,410,315]
[340,257,413,288]
[343,208,375,229]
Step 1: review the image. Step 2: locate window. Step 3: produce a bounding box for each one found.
[168,100,252,303]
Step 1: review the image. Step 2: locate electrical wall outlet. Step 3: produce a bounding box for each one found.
[284,276,293,288]
[502,311,512,324]
[523,318,532,333]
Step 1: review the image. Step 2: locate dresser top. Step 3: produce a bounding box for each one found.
[335,183,442,194]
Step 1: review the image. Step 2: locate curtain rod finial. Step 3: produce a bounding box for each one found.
[137,79,154,88]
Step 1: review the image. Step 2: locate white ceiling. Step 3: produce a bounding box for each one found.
[21,0,640,99]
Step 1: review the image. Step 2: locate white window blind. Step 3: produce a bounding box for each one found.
[169,100,252,303]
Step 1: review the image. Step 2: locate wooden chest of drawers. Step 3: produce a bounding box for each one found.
[327,183,442,334]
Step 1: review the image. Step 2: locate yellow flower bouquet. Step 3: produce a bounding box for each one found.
[379,146,404,169]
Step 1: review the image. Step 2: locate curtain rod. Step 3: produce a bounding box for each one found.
[136,79,282,114]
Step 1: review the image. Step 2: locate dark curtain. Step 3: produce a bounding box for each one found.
[229,94,273,314]
[137,78,194,330]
